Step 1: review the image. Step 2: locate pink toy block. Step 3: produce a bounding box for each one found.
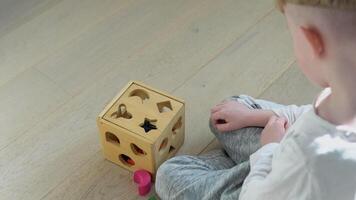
[133,170,152,196]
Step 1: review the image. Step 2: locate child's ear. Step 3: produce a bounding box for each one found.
[301,26,325,58]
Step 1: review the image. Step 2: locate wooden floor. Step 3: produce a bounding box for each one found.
[0,0,320,199]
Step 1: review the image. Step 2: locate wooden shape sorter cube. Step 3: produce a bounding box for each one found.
[97,81,185,174]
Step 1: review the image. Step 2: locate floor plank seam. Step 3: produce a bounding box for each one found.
[39,149,103,200]
[0,90,72,153]
[0,0,131,90]
[125,0,211,60]
[257,59,296,98]
[33,67,74,97]
[0,0,64,40]
[0,68,72,153]
[34,0,196,97]
[198,138,219,155]
[170,7,276,94]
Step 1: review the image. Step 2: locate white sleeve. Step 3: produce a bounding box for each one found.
[248,143,279,175]
[239,136,308,200]
[270,104,312,125]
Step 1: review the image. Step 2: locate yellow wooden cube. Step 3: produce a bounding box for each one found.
[97,81,185,174]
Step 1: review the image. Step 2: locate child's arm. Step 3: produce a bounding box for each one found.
[270,104,312,125]
[211,100,277,132]
[211,99,311,132]
[239,117,306,200]
[245,109,277,127]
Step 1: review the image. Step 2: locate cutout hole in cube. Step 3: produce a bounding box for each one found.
[157,101,173,113]
[140,118,157,133]
[111,104,132,119]
[105,132,120,145]
[129,89,149,103]
[172,117,183,135]
[159,138,168,152]
[131,143,147,155]
[119,154,135,167]
[169,146,176,153]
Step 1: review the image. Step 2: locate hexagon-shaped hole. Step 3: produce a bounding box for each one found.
[119,154,135,167]
[131,143,147,155]
[129,89,149,103]
[159,138,168,152]
[172,117,183,135]
[105,132,120,145]
[157,101,173,113]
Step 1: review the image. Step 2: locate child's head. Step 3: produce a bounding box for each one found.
[278,0,356,88]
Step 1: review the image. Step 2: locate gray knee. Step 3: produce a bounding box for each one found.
[155,159,175,198]
[155,156,187,199]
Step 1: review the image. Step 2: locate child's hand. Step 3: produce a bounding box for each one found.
[210,100,252,132]
[260,116,287,146]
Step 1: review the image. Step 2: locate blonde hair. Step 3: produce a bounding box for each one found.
[277,0,356,10]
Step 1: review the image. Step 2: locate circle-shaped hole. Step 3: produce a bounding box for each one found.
[172,117,183,135]
[131,143,147,155]
[105,132,120,145]
[119,154,135,167]
[159,138,168,152]
[129,89,149,103]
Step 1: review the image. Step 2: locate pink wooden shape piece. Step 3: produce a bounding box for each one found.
[133,170,152,196]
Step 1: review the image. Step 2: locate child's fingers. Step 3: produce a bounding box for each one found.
[211,102,227,113]
[211,112,228,127]
[211,111,224,122]
[266,116,286,128]
[276,117,286,124]
[216,123,233,132]
[276,117,288,128]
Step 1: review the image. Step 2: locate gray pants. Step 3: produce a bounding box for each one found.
[155,95,286,200]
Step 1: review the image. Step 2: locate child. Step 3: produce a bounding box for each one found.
[156,0,356,199]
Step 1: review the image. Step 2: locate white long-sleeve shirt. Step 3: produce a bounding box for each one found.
[240,90,356,200]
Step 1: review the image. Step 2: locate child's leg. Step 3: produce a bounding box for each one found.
[155,95,290,200]
[155,149,249,200]
[210,95,286,164]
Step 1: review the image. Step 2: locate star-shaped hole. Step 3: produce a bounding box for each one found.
[140,118,157,133]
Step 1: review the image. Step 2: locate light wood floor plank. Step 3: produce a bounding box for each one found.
[36,0,275,96]
[0,68,71,151]
[200,139,222,154]
[41,151,156,200]
[0,0,131,88]
[0,0,61,39]
[259,62,320,105]
[35,0,204,96]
